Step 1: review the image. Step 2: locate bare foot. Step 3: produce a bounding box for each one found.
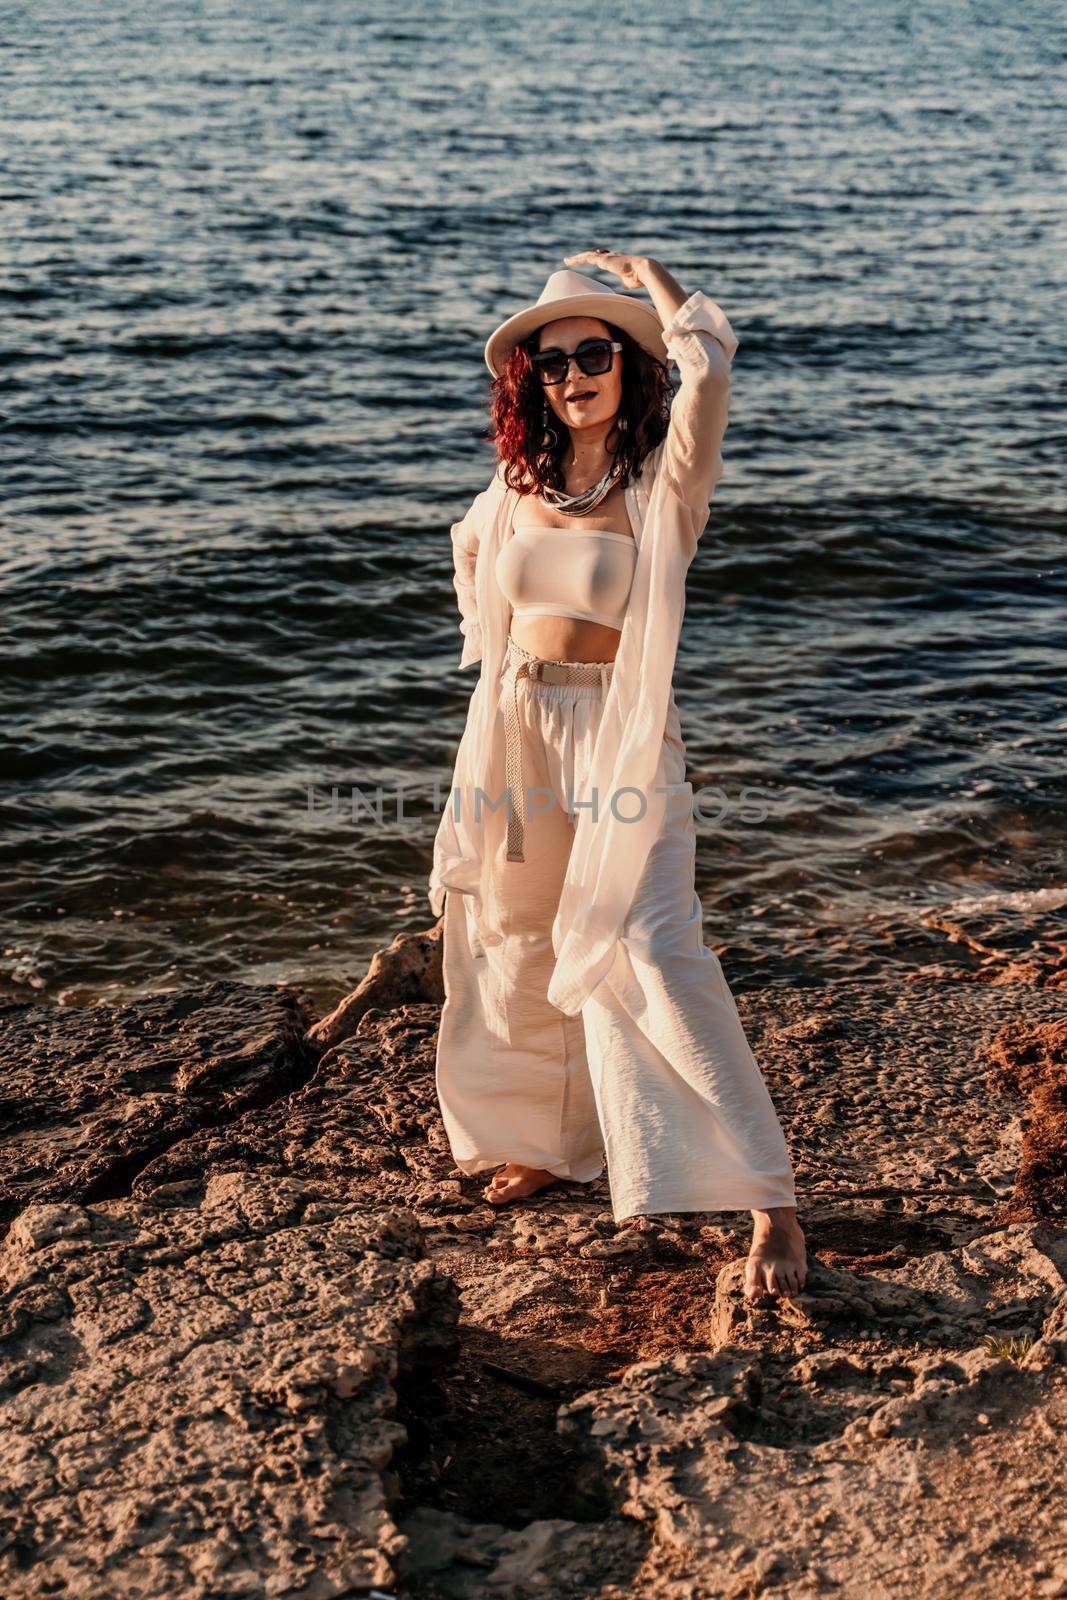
[744,1206,808,1301]
[482,1162,560,1205]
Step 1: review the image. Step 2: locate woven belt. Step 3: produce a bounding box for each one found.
[502,640,614,863]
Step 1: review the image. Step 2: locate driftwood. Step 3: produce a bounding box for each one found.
[306,919,445,1054]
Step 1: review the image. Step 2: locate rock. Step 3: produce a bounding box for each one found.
[128,1004,450,1212]
[6,1202,92,1251]
[880,1223,1067,1331]
[0,981,314,1234]
[1025,1287,1067,1368]
[549,1216,1067,1592]
[3,970,1067,1599]
[458,1260,576,1324]
[580,1234,649,1261]
[394,1505,646,1597]
[986,1016,1067,1221]
[744,980,1067,1222]
[0,1169,459,1598]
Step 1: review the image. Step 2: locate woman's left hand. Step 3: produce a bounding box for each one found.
[563,249,650,289]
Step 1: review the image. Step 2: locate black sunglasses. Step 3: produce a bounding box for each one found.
[529,338,623,387]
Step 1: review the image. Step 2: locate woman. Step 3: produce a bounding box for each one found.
[429,249,807,1301]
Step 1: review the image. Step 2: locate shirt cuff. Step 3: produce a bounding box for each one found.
[458,623,483,670]
[659,289,739,363]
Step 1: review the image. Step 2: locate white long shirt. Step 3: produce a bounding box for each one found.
[429,289,739,1017]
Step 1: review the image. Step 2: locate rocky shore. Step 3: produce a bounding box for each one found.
[0,924,1064,1598]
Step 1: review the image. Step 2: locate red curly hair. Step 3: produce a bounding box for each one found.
[484,319,673,497]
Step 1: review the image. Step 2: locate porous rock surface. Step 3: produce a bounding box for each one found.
[0,980,313,1231]
[0,969,1064,1598]
[556,1236,1067,1598]
[0,1171,457,1599]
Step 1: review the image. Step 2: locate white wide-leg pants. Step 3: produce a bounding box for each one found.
[435,638,797,1223]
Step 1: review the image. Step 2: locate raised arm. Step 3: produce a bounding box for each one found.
[657,287,737,523]
[562,251,738,528]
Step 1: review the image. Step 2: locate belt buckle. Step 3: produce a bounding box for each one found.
[527,659,543,682]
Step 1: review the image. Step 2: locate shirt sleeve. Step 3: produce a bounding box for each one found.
[657,289,737,526]
[451,503,483,670]
[450,466,507,669]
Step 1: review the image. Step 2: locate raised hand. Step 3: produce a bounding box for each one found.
[563,249,650,289]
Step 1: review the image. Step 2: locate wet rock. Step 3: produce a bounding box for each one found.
[130,1003,449,1210]
[914,914,1067,990]
[0,981,314,1233]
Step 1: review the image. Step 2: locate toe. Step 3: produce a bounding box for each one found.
[743,1259,766,1301]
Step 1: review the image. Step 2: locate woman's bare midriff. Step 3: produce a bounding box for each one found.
[508,483,634,664]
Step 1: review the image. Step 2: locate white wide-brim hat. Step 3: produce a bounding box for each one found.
[484,268,668,379]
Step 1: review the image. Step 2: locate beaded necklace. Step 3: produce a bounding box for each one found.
[539,457,625,517]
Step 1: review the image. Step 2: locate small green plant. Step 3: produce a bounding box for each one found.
[981,1332,1034,1363]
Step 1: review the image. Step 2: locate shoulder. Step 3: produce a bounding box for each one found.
[480,458,510,506]
[452,458,510,544]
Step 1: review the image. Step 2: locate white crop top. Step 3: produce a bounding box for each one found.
[495,525,638,631]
